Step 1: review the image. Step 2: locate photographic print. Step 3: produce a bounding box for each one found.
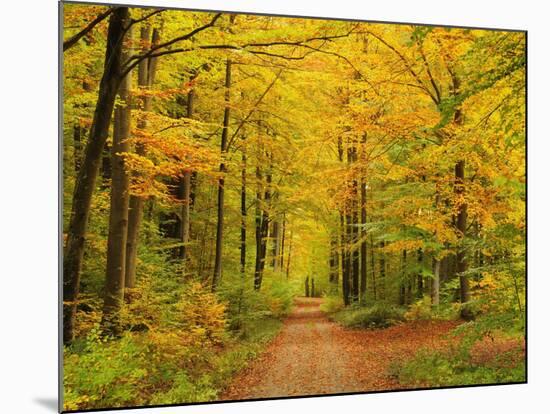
[61,1,526,412]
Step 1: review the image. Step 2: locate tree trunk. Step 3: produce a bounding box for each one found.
[286,228,293,279]
[370,234,377,301]
[342,209,352,306]
[125,26,160,289]
[63,7,129,344]
[280,216,286,270]
[254,166,264,290]
[360,175,367,303]
[399,250,407,305]
[178,88,195,267]
[432,258,440,305]
[351,146,359,302]
[271,220,281,271]
[417,248,424,299]
[379,241,386,300]
[329,235,339,284]
[101,26,133,334]
[240,143,247,277]
[212,58,232,292]
[305,276,310,297]
[455,159,471,318]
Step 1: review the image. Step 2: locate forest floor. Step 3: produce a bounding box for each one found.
[221,297,462,400]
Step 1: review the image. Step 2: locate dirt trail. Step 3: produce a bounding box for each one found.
[221,297,459,400]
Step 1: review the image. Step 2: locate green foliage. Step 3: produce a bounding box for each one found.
[319,295,344,314]
[219,276,297,337]
[390,310,525,388]
[404,296,433,321]
[390,347,525,388]
[332,304,405,329]
[64,328,149,410]
[64,316,283,411]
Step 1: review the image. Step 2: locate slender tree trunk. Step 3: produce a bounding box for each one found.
[329,235,339,284]
[351,146,359,302]
[125,26,159,289]
[212,58,232,292]
[432,258,441,305]
[240,143,247,277]
[280,215,286,271]
[286,228,293,279]
[102,26,133,333]
[368,234,376,301]
[360,176,367,303]
[254,166,264,290]
[343,210,352,306]
[305,276,310,297]
[63,7,129,344]
[339,212,347,302]
[399,250,407,305]
[179,88,195,267]
[417,248,424,299]
[258,167,271,287]
[379,241,386,300]
[271,220,281,271]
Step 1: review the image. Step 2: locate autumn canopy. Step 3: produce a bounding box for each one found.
[62,3,525,411]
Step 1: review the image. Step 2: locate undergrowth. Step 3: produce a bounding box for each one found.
[329,303,406,329]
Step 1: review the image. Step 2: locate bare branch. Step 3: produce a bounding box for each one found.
[128,9,166,29]
[121,13,223,78]
[365,30,439,105]
[63,8,113,52]
[226,70,284,151]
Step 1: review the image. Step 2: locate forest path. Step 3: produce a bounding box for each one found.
[221,297,458,400]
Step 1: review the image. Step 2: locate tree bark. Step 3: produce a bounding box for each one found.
[286,228,293,279]
[351,145,359,302]
[240,143,247,277]
[399,250,407,305]
[125,26,159,289]
[370,234,377,301]
[379,241,386,300]
[102,26,133,334]
[271,220,281,271]
[417,248,424,299]
[212,58,232,292]
[63,7,129,344]
[343,210,352,306]
[280,216,286,271]
[432,258,441,305]
[360,176,367,303]
[455,159,471,317]
[178,88,195,267]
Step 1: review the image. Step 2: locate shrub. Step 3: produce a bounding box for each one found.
[333,304,405,329]
[390,347,525,387]
[177,282,227,345]
[63,328,150,411]
[404,296,433,321]
[319,295,344,314]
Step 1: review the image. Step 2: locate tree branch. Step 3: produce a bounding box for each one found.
[366,30,439,105]
[63,8,113,52]
[128,9,166,29]
[121,12,223,78]
[226,70,283,151]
